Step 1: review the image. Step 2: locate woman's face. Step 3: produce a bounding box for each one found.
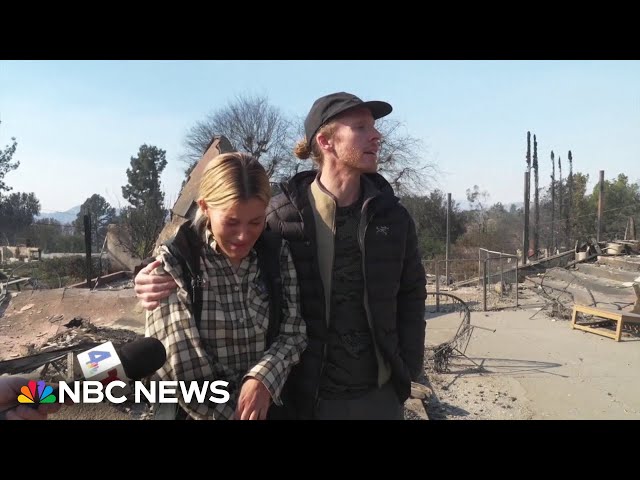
[203,197,267,265]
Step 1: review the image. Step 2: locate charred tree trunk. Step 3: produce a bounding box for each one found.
[550,151,556,252]
[558,156,564,250]
[567,150,573,247]
[533,134,539,256]
[524,132,531,261]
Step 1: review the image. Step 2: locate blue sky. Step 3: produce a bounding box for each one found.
[1,60,638,214]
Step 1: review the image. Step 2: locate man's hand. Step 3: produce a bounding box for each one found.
[0,377,62,420]
[235,378,272,420]
[134,259,178,310]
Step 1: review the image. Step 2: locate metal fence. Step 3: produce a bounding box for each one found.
[425,292,472,372]
[423,258,483,311]
[479,249,519,311]
[424,249,519,311]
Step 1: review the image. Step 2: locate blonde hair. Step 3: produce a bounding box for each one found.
[293,123,337,168]
[193,152,271,232]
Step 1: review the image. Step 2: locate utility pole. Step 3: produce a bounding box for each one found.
[523,171,530,265]
[446,192,451,284]
[597,170,605,242]
[84,215,92,288]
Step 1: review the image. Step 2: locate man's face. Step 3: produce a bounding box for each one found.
[327,107,381,173]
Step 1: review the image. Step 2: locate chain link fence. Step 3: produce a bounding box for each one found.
[424,258,482,311]
[479,249,519,311]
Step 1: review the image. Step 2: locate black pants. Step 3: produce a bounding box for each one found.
[315,382,404,420]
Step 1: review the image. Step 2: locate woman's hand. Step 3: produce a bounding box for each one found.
[235,378,272,420]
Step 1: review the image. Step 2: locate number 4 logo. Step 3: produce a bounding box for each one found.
[88,350,112,363]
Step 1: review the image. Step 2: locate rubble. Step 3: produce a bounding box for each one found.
[0,316,150,420]
[0,317,142,374]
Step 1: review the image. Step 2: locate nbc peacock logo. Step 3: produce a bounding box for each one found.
[17,380,57,405]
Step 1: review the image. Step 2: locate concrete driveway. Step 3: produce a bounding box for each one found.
[426,303,640,419]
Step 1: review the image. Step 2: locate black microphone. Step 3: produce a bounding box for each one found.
[72,336,167,383]
[115,337,167,380]
[0,337,166,419]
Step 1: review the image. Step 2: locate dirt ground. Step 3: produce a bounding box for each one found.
[0,284,150,420]
[0,284,145,360]
[423,356,536,420]
[423,286,640,420]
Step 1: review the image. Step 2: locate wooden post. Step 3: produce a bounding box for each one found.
[597,170,604,242]
[84,214,92,288]
[435,261,440,312]
[483,259,488,311]
[523,171,530,265]
[445,193,451,286]
[515,262,519,308]
[67,352,75,381]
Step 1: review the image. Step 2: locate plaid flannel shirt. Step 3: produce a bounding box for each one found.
[145,231,307,420]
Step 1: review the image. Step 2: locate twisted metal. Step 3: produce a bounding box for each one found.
[425,292,474,373]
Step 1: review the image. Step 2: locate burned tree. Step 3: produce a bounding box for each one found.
[181,93,294,182]
[533,134,539,256]
[567,150,573,246]
[550,150,556,252]
[523,132,531,261]
[558,155,564,249]
[375,117,437,196]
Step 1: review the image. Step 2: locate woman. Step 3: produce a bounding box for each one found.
[145,152,306,420]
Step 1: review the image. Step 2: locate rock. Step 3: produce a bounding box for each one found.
[404,398,429,420]
[410,382,433,400]
[19,343,36,356]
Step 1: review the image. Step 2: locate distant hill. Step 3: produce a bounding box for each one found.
[36,205,81,225]
[36,205,123,225]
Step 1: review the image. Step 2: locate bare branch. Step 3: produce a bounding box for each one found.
[181,93,296,181]
[376,118,438,196]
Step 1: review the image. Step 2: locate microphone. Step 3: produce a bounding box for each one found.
[76,337,167,386]
[0,337,166,419]
[117,337,167,380]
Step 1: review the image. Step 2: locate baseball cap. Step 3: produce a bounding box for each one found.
[304,92,392,146]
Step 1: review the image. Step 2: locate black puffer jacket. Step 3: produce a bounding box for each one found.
[266,170,426,419]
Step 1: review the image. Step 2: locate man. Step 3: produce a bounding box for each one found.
[135,92,426,419]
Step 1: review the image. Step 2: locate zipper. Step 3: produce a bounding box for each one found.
[313,211,335,417]
[358,198,374,319]
[358,196,385,387]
